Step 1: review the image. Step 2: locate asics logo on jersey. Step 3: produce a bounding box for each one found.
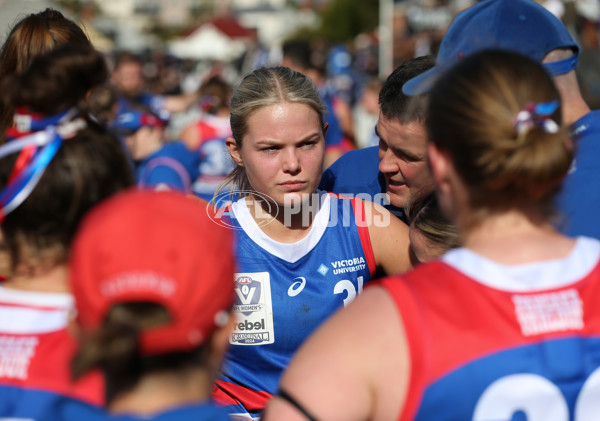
[288,277,307,297]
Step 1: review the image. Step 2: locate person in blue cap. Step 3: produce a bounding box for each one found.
[111,106,199,193]
[265,48,600,421]
[401,0,599,239]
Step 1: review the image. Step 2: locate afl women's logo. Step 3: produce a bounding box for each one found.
[235,276,262,316]
[206,190,279,230]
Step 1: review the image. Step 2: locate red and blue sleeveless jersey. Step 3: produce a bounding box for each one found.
[378,237,600,421]
[214,192,376,418]
[0,287,103,420]
[188,116,234,202]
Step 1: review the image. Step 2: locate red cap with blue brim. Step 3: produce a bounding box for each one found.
[69,190,235,355]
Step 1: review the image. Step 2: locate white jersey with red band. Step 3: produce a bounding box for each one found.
[0,287,103,419]
[378,236,600,421]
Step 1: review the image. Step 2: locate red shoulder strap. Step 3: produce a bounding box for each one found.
[350,197,376,276]
[213,379,272,410]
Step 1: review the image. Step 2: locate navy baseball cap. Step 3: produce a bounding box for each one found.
[111,109,166,134]
[403,0,580,95]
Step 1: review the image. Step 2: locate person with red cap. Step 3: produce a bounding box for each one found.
[64,190,235,420]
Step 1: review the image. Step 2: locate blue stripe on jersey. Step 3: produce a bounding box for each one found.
[0,384,78,421]
[60,398,231,420]
[415,335,600,420]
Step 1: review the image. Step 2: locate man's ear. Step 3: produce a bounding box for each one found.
[226,137,243,167]
[427,142,449,190]
[322,122,329,136]
[427,142,462,223]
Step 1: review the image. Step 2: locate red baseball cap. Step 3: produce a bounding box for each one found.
[69,189,235,355]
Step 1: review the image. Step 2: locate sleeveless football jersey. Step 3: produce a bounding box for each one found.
[0,287,103,420]
[378,236,600,421]
[214,192,375,417]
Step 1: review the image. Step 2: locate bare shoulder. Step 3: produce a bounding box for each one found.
[361,199,412,275]
[264,286,410,421]
[179,122,200,150]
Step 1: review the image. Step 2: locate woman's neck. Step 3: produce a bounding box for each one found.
[459,209,576,265]
[109,369,212,416]
[4,263,69,293]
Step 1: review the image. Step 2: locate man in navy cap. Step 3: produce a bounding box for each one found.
[324,0,599,239]
[403,0,599,239]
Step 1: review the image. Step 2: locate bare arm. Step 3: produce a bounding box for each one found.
[364,200,412,275]
[162,92,201,114]
[263,287,410,421]
[179,123,200,151]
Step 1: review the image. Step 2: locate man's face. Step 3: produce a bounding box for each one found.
[377,114,432,209]
[112,61,144,98]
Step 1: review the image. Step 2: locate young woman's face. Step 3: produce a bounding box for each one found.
[231,102,325,207]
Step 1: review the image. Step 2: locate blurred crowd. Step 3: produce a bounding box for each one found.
[1,1,600,420]
[87,0,600,150]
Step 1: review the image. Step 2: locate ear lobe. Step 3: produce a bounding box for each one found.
[226,137,244,167]
[428,143,462,223]
[427,143,448,189]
